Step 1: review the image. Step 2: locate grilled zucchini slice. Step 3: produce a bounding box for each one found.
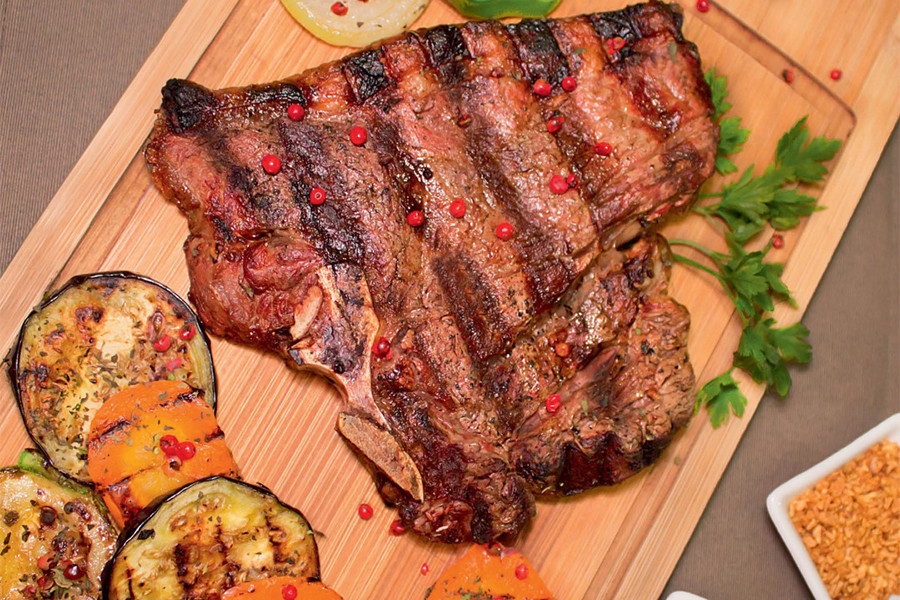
[9,272,216,483]
[0,450,117,599]
[104,477,319,599]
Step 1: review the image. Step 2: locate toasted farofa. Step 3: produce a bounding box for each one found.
[789,440,900,600]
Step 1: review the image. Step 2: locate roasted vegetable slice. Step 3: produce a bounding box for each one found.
[104,477,319,599]
[279,0,428,48]
[426,543,556,599]
[10,272,216,482]
[444,0,561,18]
[0,451,117,599]
[87,380,240,529]
[222,577,342,599]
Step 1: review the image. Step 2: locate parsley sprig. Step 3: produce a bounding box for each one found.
[694,73,840,243]
[676,70,841,427]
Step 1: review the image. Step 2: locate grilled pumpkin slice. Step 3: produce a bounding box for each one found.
[103,477,319,599]
[9,272,216,483]
[87,380,240,529]
[426,543,556,599]
[0,450,116,599]
[222,577,342,599]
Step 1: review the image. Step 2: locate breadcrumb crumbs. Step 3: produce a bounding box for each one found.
[789,440,900,600]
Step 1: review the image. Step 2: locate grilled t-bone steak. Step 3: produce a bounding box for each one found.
[145,1,717,542]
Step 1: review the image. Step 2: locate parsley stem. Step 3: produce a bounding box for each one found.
[671,253,723,282]
[671,251,741,311]
[669,238,720,261]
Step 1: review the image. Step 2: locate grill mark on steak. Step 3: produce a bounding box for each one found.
[421,24,471,69]
[454,21,593,317]
[343,48,392,102]
[506,19,570,85]
[279,120,367,266]
[145,1,716,543]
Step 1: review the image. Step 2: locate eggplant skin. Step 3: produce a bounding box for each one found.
[9,271,217,483]
[103,477,320,599]
[0,460,117,599]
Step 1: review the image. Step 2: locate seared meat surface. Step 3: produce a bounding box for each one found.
[145,1,717,542]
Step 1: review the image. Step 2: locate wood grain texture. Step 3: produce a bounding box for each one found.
[0,0,897,598]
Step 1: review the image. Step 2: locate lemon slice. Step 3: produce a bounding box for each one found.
[280,0,430,48]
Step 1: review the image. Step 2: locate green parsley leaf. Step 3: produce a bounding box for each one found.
[767,188,822,230]
[696,371,747,428]
[775,116,842,183]
[734,319,811,397]
[715,116,750,174]
[716,238,792,319]
[707,164,793,243]
[704,68,731,120]
[672,237,793,322]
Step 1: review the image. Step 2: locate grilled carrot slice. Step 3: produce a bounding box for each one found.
[222,577,342,599]
[87,379,239,528]
[426,543,556,599]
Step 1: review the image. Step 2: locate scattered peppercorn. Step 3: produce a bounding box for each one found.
[496,222,514,241]
[696,0,710,12]
[549,174,569,194]
[420,562,430,575]
[389,519,406,536]
[607,36,626,54]
[152,335,172,352]
[546,394,561,413]
[407,210,425,227]
[350,125,368,146]
[561,76,577,92]
[160,434,179,456]
[282,584,298,600]
[532,79,552,97]
[515,563,529,580]
[179,323,196,340]
[772,233,784,249]
[555,342,570,357]
[830,69,842,81]
[595,142,613,156]
[566,173,579,189]
[782,69,794,83]
[287,103,305,121]
[310,187,326,206]
[449,199,466,218]
[373,337,391,358]
[63,562,84,580]
[261,154,281,175]
[547,116,563,134]
[331,2,348,16]
[176,441,196,461]
[358,503,374,520]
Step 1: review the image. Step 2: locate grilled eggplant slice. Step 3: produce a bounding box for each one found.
[0,450,117,599]
[87,380,240,529]
[104,477,319,599]
[9,272,216,482]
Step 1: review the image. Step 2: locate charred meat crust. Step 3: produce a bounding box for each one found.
[145,1,715,543]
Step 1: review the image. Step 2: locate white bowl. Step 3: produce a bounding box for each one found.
[767,412,900,599]
[665,593,707,600]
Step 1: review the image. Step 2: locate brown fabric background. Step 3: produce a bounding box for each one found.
[0,2,897,598]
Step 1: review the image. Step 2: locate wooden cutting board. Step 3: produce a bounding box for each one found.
[0,0,897,598]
